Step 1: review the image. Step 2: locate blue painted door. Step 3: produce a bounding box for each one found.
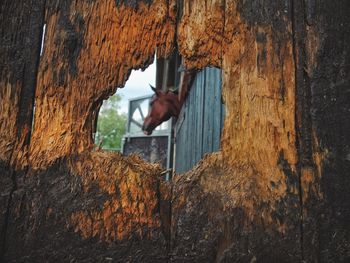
[175,67,224,173]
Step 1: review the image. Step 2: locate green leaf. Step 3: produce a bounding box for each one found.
[95,94,127,150]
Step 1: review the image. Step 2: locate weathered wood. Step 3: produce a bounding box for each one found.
[0,0,349,262]
[0,0,45,166]
[1,0,176,261]
[0,0,46,259]
[174,0,305,262]
[298,1,350,261]
[4,152,168,262]
[29,0,176,169]
[171,0,349,262]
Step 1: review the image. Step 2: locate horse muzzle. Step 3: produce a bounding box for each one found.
[142,123,153,135]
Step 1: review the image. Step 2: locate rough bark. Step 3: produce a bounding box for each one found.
[0,0,46,258]
[0,0,349,262]
[1,0,176,261]
[173,1,300,261]
[299,1,350,261]
[0,0,45,167]
[171,0,350,262]
[4,152,169,262]
[30,0,176,169]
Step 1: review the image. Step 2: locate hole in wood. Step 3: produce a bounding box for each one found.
[93,51,225,179]
[94,60,157,152]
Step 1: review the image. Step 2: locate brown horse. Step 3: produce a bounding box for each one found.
[142,70,195,135]
[142,86,181,135]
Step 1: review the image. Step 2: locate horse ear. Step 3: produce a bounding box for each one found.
[150,84,161,96]
[149,84,157,93]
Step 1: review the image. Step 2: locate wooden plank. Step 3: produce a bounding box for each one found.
[176,99,186,173]
[192,75,197,163]
[175,67,223,173]
[185,95,190,172]
[197,70,204,163]
[220,71,225,147]
[193,73,200,163]
[206,68,212,153]
[191,76,196,166]
[183,93,190,172]
[212,68,222,151]
[175,105,182,172]
[204,68,213,154]
[202,69,208,156]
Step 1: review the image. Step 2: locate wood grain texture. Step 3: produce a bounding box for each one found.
[29,0,176,169]
[173,1,301,261]
[1,0,175,261]
[0,0,45,168]
[171,0,349,261]
[0,0,46,258]
[0,0,349,261]
[4,151,169,262]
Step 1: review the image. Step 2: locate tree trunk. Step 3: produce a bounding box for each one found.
[0,0,46,258]
[0,0,349,262]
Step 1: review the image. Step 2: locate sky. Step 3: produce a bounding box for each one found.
[116,63,156,113]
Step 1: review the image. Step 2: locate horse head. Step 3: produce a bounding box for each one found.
[142,85,181,135]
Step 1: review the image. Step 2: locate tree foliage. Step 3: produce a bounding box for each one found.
[95,95,127,150]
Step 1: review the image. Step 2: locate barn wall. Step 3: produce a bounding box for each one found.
[175,67,224,173]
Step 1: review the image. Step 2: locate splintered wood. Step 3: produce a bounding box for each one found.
[1,0,349,262]
[177,0,299,228]
[29,0,176,169]
[67,151,162,242]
